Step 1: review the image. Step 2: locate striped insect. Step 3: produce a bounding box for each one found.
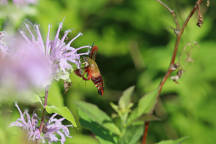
[74,45,104,95]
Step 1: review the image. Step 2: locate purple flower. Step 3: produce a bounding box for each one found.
[0,21,90,91]
[43,113,72,144]
[20,22,90,81]
[10,103,41,142]
[10,104,72,144]
[0,34,52,90]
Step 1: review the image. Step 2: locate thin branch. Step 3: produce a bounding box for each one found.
[39,86,49,133]
[142,121,150,144]
[142,0,203,144]
[156,0,180,30]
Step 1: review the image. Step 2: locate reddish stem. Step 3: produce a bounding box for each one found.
[142,121,150,144]
[141,0,203,144]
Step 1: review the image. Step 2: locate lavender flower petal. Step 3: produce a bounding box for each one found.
[10,103,41,142]
[20,22,91,81]
[10,104,72,144]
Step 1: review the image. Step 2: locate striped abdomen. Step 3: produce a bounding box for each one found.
[91,76,104,96]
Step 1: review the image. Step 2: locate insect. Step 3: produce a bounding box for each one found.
[74,45,104,95]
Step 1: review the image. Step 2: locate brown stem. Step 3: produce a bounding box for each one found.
[142,121,150,144]
[156,0,180,30]
[142,1,203,144]
[39,86,49,133]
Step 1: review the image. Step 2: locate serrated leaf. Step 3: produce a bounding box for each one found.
[119,125,144,144]
[127,89,158,124]
[156,137,188,144]
[46,105,77,127]
[47,81,63,107]
[119,86,135,110]
[76,101,121,136]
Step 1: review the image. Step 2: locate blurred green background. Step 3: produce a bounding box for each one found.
[0,0,216,144]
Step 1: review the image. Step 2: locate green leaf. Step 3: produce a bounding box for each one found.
[46,105,77,127]
[127,89,158,124]
[119,86,135,110]
[65,134,99,144]
[156,137,188,144]
[47,81,63,107]
[110,102,119,113]
[30,93,43,104]
[119,125,144,144]
[76,101,121,136]
[79,116,117,144]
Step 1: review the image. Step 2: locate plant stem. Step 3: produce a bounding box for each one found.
[39,86,49,133]
[141,0,203,144]
[142,121,150,144]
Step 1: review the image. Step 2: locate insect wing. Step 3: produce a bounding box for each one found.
[90,45,98,60]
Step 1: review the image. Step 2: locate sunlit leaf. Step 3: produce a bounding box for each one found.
[119,86,135,110]
[46,105,77,127]
[127,89,158,124]
[77,101,121,136]
[119,125,144,144]
[47,81,63,107]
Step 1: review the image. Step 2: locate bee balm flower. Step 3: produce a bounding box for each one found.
[20,22,90,81]
[10,104,72,144]
[0,34,52,90]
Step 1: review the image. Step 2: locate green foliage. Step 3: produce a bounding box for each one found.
[65,134,99,144]
[46,105,77,127]
[1,0,216,144]
[76,101,119,144]
[47,81,64,107]
[156,137,188,144]
[128,89,158,124]
[77,86,156,144]
[118,125,144,144]
[119,86,134,110]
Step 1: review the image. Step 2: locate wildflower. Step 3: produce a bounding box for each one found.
[0,34,52,90]
[43,113,72,144]
[20,22,91,81]
[10,104,72,144]
[0,21,90,91]
[10,103,41,142]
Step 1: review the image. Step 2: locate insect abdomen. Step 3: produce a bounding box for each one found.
[91,76,104,95]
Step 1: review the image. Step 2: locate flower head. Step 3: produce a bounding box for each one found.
[20,22,90,81]
[43,113,72,144]
[10,103,41,141]
[10,104,72,144]
[0,21,90,93]
[0,34,52,90]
